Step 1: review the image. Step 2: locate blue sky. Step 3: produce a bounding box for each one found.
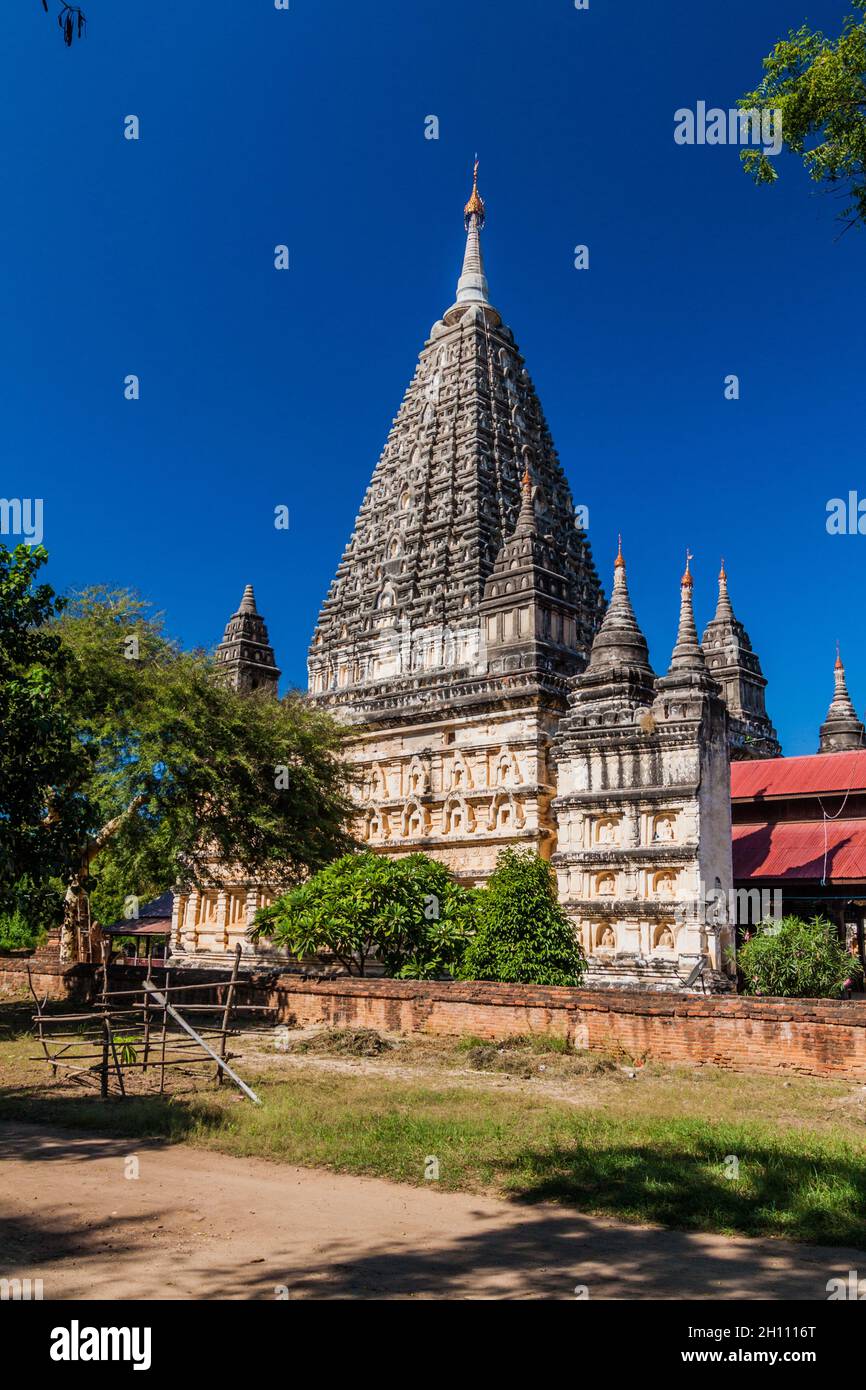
[2,0,863,755]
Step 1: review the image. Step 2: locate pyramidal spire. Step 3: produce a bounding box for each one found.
[216,583,280,696]
[667,550,706,674]
[700,557,780,758]
[238,583,258,615]
[714,558,734,622]
[455,158,490,307]
[308,166,604,699]
[512,463,537,538]
[586,538,652,674]
[819,643,864,752]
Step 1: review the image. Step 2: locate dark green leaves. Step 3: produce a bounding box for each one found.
[740,2,866,232]
[460,848,585,988]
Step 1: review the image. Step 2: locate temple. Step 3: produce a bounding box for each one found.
[306,162,606,881]
[166,167,863,990]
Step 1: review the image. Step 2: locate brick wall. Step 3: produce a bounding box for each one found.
[3,957,863,1080]
[0,955,91,1001]
[264,976,866,1081]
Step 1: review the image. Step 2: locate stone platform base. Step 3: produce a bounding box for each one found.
[584,955,735,994]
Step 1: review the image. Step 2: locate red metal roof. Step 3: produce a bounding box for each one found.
[731,751,866,801]
[732,819,866,881]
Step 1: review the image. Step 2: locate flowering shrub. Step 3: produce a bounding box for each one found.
[738,915,862,998]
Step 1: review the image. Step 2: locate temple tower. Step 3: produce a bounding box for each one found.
[215,584,280,695]
[552,548,735,992]
[700,562,780,759]
[819,646,864,753]
[308,165,605,881]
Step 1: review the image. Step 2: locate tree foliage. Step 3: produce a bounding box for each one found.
[0,545,93,921]
[0,550,354,944]
[739,0,866,232]
[738,915,862,998]
[252,851,477,978]
[460,848,585,988]
[55,586,355,924]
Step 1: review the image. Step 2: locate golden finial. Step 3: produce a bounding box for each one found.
[719,556,727,583]
[464,157,486,229]
[521,463,532,495]
[836,640,843,671]
[681,548,694,588]
[614,534,625,570]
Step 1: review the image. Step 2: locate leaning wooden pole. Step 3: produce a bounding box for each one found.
[142,981,260,1104]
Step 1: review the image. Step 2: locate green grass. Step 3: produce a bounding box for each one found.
[2,1067,865,1249]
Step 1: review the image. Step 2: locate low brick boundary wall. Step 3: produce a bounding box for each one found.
[0,955,91,1001]
[264,976,866,1081]
[3,958,864,1080]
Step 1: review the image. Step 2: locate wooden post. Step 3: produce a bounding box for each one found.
[100,1016,110,1098]
[107,1020,127,1098]
[159,967,171,1094]
[99,940,110,1097]
[215,944,242,1085]
[27,967,55,1078]
[142,955,153,1074]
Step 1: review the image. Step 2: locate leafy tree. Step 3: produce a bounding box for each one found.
[739,1,866,233]
[738,915,862,997]
[460,848,585,988]
[54,586,355,951]
[0,545,94,923]
[252,851,477,978]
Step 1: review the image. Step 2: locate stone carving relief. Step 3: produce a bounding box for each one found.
[595,816,620,846]
[653,871,677,899]
[653,814,676,843]
[402,802,429,838]
[494,747,522,787]
[596,872,616,898]
[407,757,429,795]
[652,924,677,952]
[449,752,473,791]
[443,797,475,836]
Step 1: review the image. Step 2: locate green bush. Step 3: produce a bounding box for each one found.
[738,915,862,998]
[459,847,585,987]
[0,907,46,954]
[252,851,476,979]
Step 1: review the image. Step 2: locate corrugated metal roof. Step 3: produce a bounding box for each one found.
[731,751,866,801]
[103,920,170,937]
[732,819,866,881]
[101,892,173,934]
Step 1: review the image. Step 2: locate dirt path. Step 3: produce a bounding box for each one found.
[2,1122,862,1300]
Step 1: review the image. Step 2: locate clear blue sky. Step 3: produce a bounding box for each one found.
[2,0,863,755]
